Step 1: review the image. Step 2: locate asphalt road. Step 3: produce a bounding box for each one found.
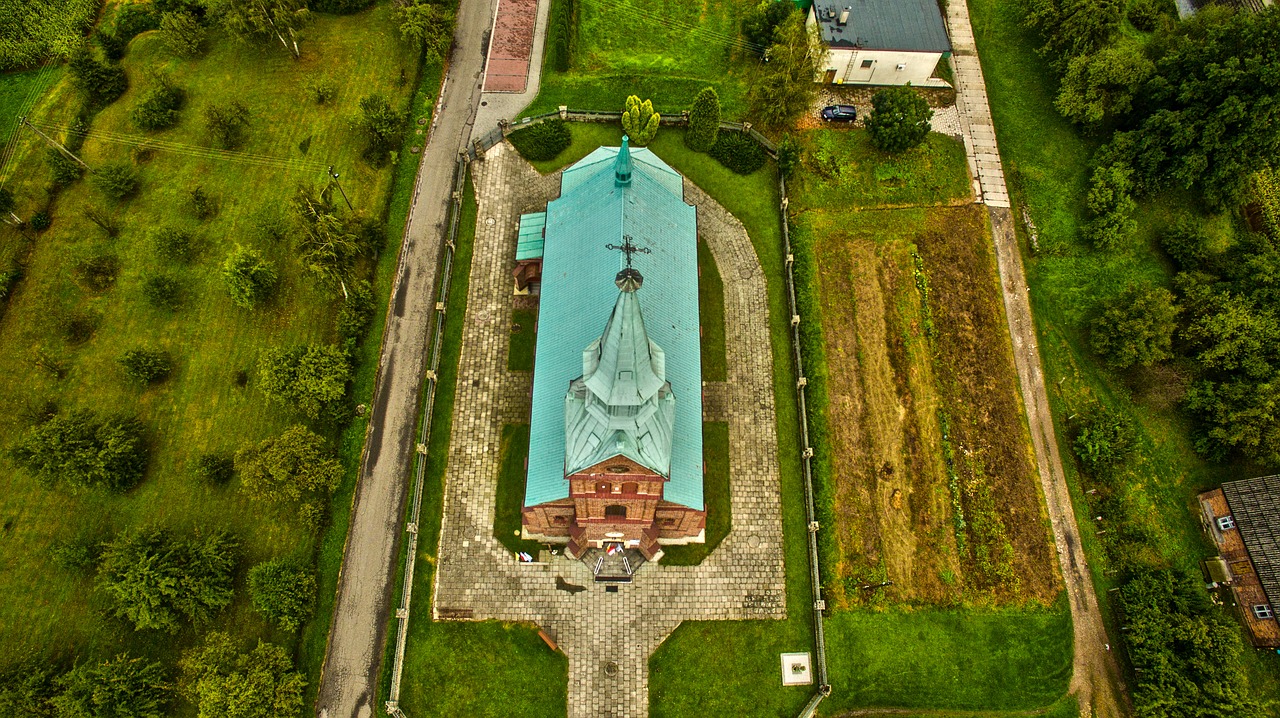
[313,0,493,714]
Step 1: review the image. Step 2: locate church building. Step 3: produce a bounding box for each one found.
[519,137,705,562]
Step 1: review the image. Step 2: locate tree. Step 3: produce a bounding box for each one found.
[335,279,376,349]
[1054,42,1153,129]
[258,345,352,419]
[866,86,933,153]
[143,274,183,311]
[1072,403,1137,476]
[0,187,20,224]
[179,632,305,718]
[92,163,139,201]
[396,0,454,65]
[51,654,169,718]
[0,656,58,717]
[248,558,316,631]
[12,411,149,492]
[777,133,800,179]
[47,149,83,187]
[1089,285,1179,369]
[96,529,238,633]
[747,14,825,129]
[153,226,194,261]
[205,100,250,149]
[1181,289,1278,379]
[211,0,309,59]
[742,0,797,51]
[221,245,277,308]
[292,185,364,290]
[1023,0,1124,73]
[68,47,128,107]
[685,87,720,152]
[1185,375,1280,466]
[1084,163,1136,249]
[234,425,343,504]
[119,349,174,384]
[131,75,185,131]
[352,94,405,163]
[160,11,206,57]
[620,95,659,146]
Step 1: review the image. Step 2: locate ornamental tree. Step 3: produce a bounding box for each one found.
[685,87,720,152]
[13,411,149,492]
[258,344,351,419]
[248,558,317,631]
[621,95,659,146]
[866,86,933,153]
[96,529,238,632]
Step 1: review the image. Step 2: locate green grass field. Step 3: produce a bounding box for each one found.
[0,65,62,144]
[791,130,971,209]
[521,0,756,117]
[494,423,545,556]
[659,422,730,565]
[697,238,727,381]
[0,0,421,683]
[967,0,1280,697]
[508,306,537,371]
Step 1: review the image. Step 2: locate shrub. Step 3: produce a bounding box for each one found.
[154,227,194,261]
[52,654,169,717]
[98,3,160,60]
[96,528,237,632]
[30,211,51,232]
[304,78,336,104]
[187,186,215,220]
[222,245,278,308]
[12,410,149,492]
[59,309,100,344]
[179,633,305,718]
[46,149,83,187]
[1072,404,1136,476]
[352,94,405,163]
[50,534,101,571]
[258,344,352,419]
[205,101,250,149]
[248,558,317,631]
[621,95,659,146]
[1090,285,1179,368]
[867,86,933,153]
[310,0,375,14]
[547,0,576,71]
[1160,215,1230,269]
[195,453,235,485]
[777,133,800,179]
[143,274,182,311]
[335,280,376,349]
[74,254,121,292]
[1085,163,1137,250]
[93,163,139,201]
[159,10,205,57]
[685,87,720,152]
[507,120,571,162]
[119,349,174,384]
[234,425,344,504]
[131,76,186,131]
[709,130,766,175]
[68,47,128,108]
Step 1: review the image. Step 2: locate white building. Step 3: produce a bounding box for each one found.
[808,0,952,86]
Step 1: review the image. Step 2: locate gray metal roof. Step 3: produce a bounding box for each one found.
[1222,474,1280,609]
[809,0,951,53]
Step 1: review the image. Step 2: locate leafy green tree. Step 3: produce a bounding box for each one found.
[1072,403,1137,476]
[92,163,139,202]
[0,655,58,717]
[179,632,305,718]
[143,274,183,311]
[131,75,185,131]
[153,226,194,262]
[777,133,800,179]
[119,349,174,384]
[1181,289,1278,379]
[352,94,405,163]
[194,452,235,485]
[47,149,83,187]
[1185,375,1280,466]
[248,558,316,631]
[621,95,660,146]
[866,86,933,153]
[748,14,826,129]
[685,87,720,152]
[67,47,128,107]
[1090,285,1179,369]
[396,0,454,65]
[335,279,376,349]
[160,11,206,57]
[210,0,309,58]
[234,425,343,504]
[221,245,277,308]
[1023,0,1124,73]
[741,0,796,51]
[1084,163,1136,249]
[1159,215,1229,269]
[96,529,238,632]
[12,411,149,492]
[204,100,250,149]
[292,185,364,289]
[258,344,352,419]
[1054,42,1153,128]
[51,654,169,718]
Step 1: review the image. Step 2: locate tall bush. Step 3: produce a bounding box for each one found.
[621,95,659,146]
[685,87,720,152]
[866,86,933,153]
[13,411,149,492]
[222,245,277,308]
[507,120,571,162]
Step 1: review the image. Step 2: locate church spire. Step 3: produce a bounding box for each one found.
[614,135,633,186]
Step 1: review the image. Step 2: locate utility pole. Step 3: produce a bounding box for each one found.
[21,117,90,171]
[328,165,354,211]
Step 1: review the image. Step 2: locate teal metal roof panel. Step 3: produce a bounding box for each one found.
[516,212,546,260]
[525,146,703,510]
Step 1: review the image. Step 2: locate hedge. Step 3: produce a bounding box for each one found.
[508,120,571,162]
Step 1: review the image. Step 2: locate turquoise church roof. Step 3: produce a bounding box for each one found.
[524,140,703,510]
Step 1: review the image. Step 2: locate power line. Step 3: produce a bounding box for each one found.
[30,121,326,172]
[0,61,60,187]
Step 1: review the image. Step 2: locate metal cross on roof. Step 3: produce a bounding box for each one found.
[605,235,651,268]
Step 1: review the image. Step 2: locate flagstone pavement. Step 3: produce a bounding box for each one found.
[430,141,789,717]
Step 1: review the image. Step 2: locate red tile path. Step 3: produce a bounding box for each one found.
[483,0,537,92]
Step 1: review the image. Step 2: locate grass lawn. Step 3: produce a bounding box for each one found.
[823,601,1073,711]
[393,172,568,716]
[494,424,545,556]
[520,0,756,118]
[0,0,423,683]
[660,422,730,566]
[0,65,63,145]
[697,239,726,381]
[790,130,971,209]
[968,0,1280,697]
[508,306,537,371]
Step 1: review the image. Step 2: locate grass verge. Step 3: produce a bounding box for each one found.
[508,307,537,371]
[698,239,726,382]
[660,422,730,566]
[494,423,544,556]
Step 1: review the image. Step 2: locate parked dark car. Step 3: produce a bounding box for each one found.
[821,104,858,122]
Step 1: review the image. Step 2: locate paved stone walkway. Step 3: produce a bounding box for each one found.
[946,0,1010,208]
[431,142,787,717]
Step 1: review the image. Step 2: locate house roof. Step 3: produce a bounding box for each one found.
[516,211,545,260]
[809,0,951,53]
[1222,474,1280,608]
[524,142,702,510]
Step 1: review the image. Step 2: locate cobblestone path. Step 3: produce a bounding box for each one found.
[431,142,787,717]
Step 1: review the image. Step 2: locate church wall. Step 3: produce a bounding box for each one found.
[522,499,575,539]
[654,503,705,540]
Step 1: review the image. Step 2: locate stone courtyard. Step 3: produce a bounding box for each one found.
[430,141,789,717]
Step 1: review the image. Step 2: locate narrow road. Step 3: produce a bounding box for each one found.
[313,0,493,714]
[947,1,1128,716]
